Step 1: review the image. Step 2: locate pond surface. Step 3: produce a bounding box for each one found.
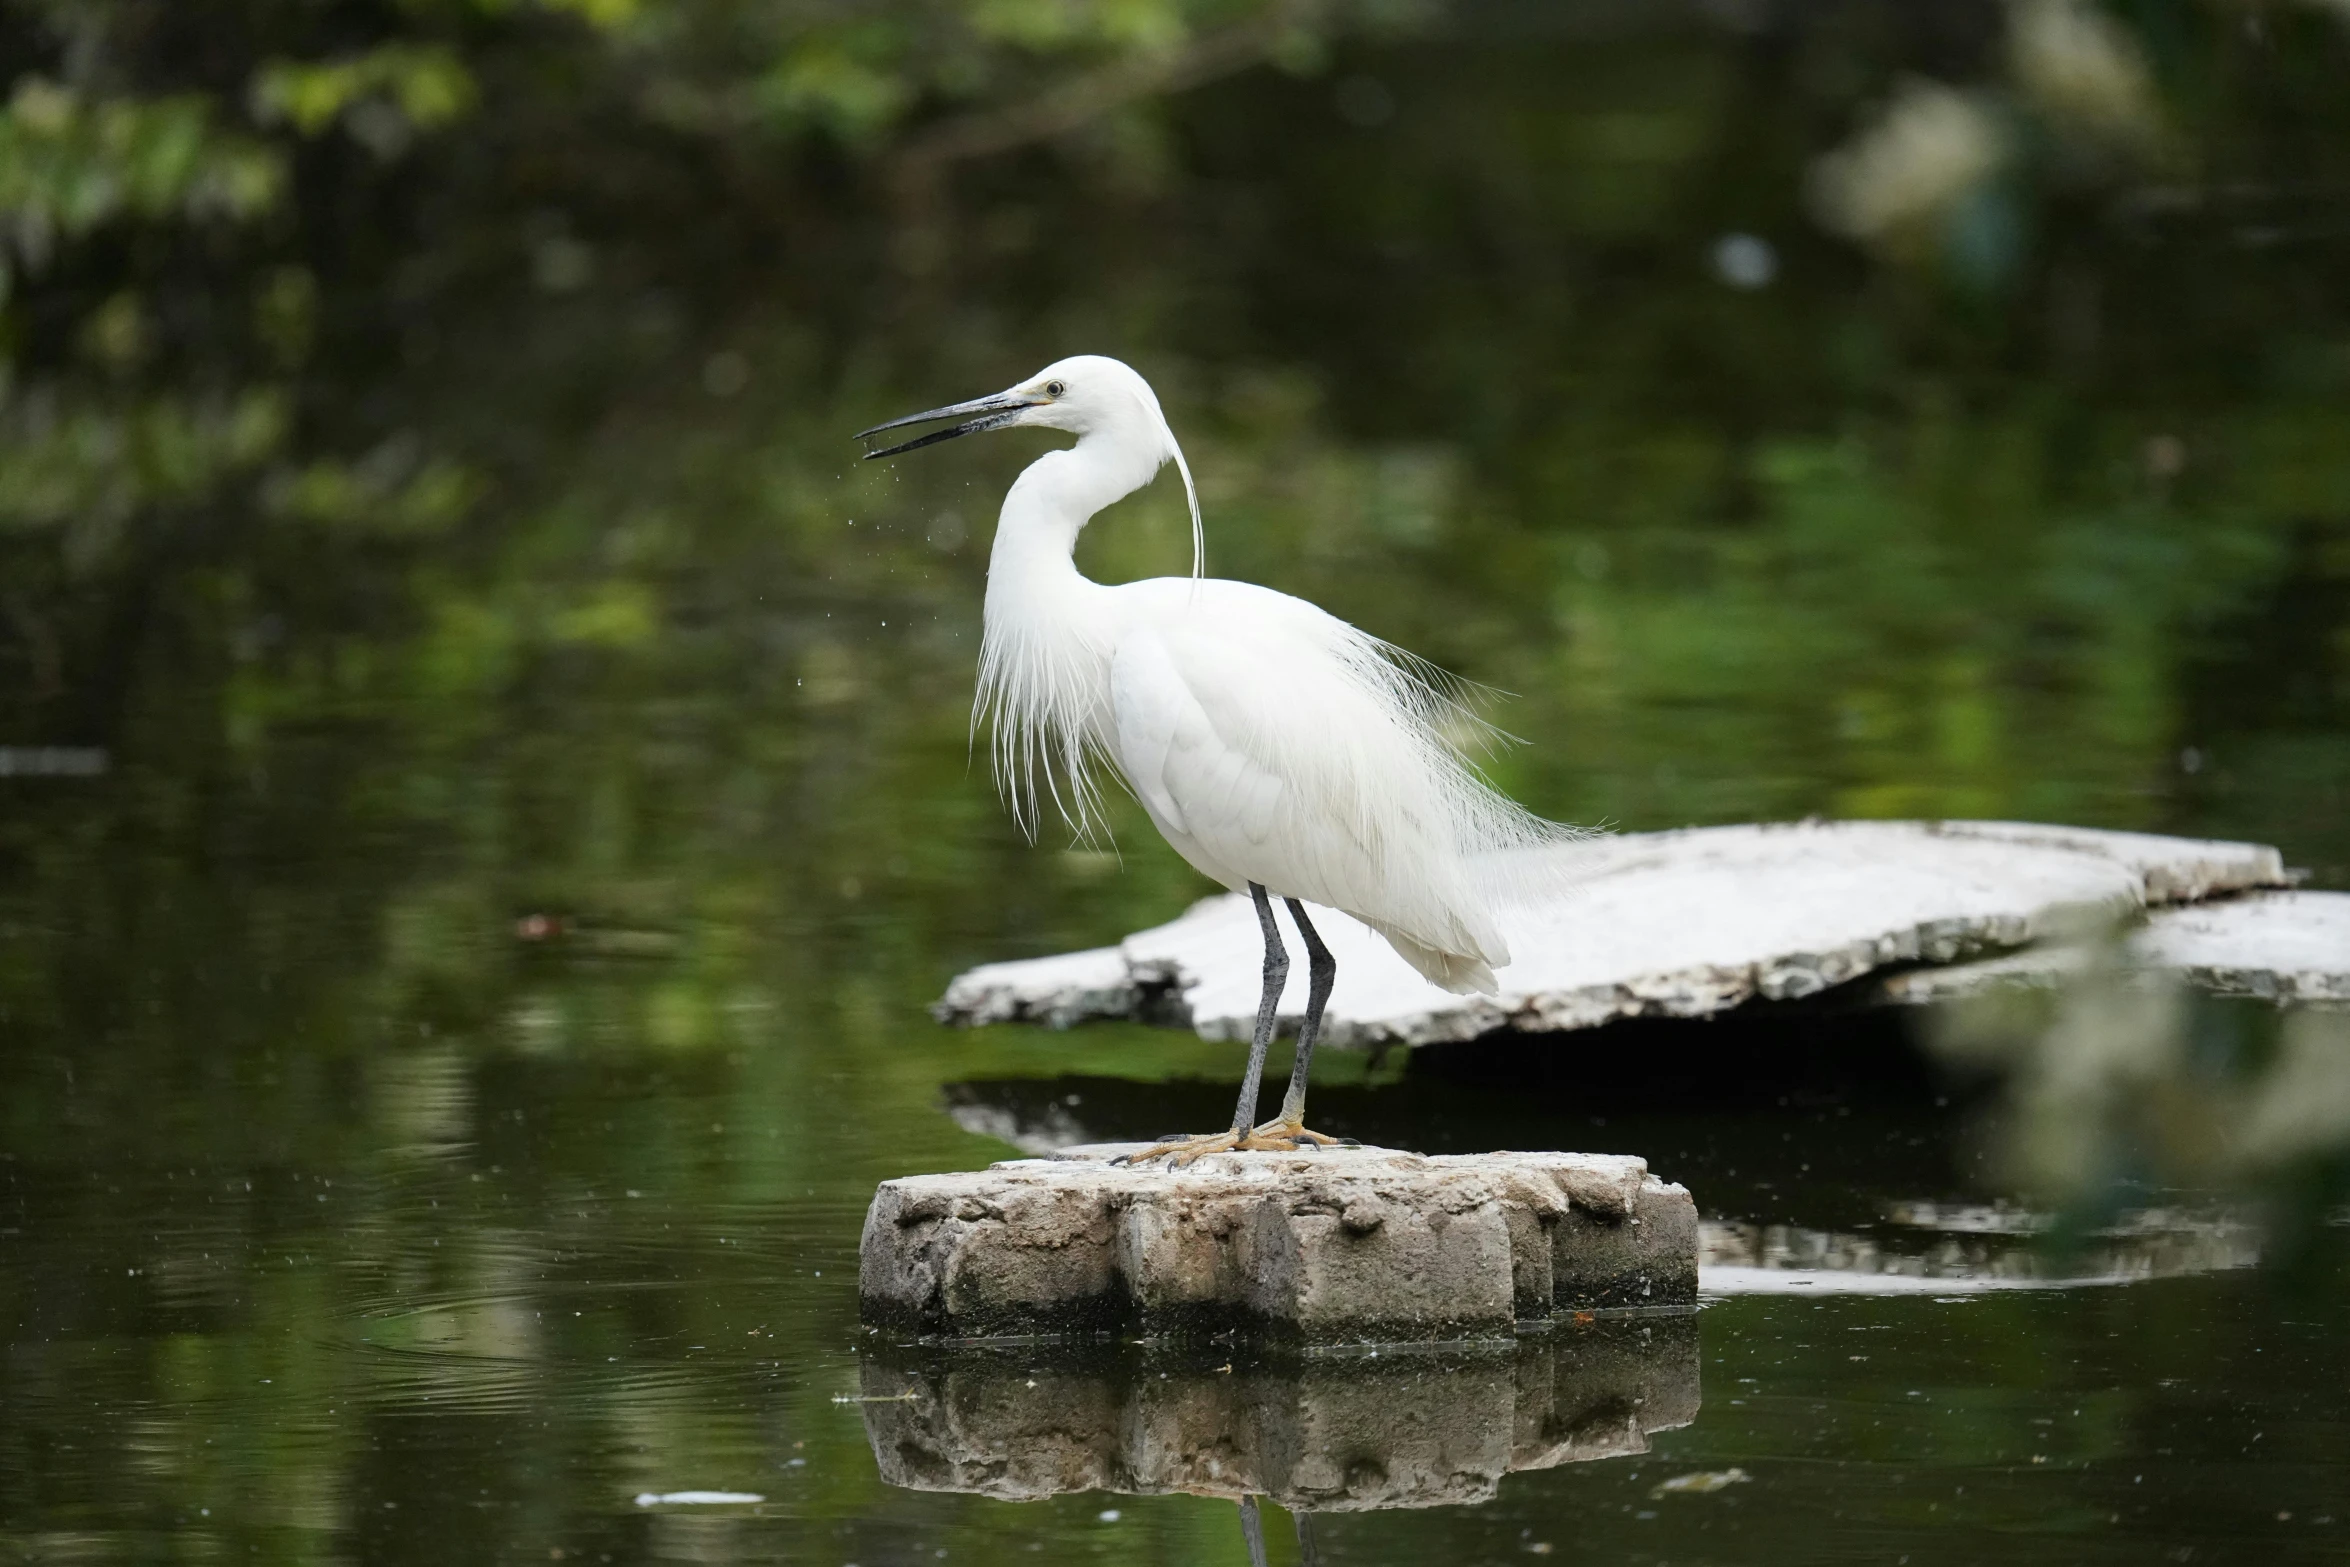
[6,1005,2349,1565]
[6,6,2350,1564]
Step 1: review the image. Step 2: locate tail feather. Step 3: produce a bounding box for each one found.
[1372,922,1503,997]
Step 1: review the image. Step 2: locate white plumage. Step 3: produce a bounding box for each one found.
[860,353,1580,1153]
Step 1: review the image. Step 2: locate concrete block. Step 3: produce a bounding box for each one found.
[859,1146,1695,1341]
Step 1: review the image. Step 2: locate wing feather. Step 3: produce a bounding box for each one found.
[1099,578,1588,995]
[1107,603,1490,971]
[1107,631,1190,838]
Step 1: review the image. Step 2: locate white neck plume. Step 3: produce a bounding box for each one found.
[975,417,1189,841]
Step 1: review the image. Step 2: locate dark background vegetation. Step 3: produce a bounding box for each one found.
[5,0,2344,1086]
[3,2,2349,1558]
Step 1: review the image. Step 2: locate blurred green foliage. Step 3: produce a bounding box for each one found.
[250,41,477,140]
[1,7,2348,1555]
[0,73,282,283]
[0,0,2343,1046]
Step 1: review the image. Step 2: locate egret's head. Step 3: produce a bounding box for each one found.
[854,354,1177,463]
[854,354,1204,577]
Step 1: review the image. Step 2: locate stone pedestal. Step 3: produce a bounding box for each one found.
[858,1146,1696,1342]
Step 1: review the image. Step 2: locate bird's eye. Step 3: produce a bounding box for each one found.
[1044,380,1066,397]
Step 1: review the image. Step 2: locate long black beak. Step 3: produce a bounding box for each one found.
[855,390,1036,459]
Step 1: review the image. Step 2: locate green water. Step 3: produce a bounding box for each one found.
[6,4,2350,1562]
[7,1014,2349,1563]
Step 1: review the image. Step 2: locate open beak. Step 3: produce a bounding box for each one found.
[855,390,1038,459]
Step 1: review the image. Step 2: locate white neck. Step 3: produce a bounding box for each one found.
[976,431,1165,839]
[985,435,1162,584]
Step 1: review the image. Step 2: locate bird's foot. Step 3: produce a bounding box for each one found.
[1245,1118,1354,1151]
[1112,1123,1357,1167]
[1112,1130,1244,1168]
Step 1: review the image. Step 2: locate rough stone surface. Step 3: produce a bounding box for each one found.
[859,1147,1695,1341]
[861,1314,1699,1509]
[934,820,2290,1048]
[1877,890,2350,1008]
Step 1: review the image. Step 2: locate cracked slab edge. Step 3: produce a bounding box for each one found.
[1878,890,2350,1008]
[931,820,2297,1045]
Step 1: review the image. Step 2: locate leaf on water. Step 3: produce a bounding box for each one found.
[1651,1467,1751,1497]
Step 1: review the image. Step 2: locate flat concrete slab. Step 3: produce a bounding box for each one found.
[1878,890,2350,1007]
[859,1146,1695,1342]
[935,820,2290,1049]
[859,1315,1699,1509]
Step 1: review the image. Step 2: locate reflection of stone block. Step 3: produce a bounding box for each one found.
[859,1146,1695,1340]
[861,1314,1699,1510]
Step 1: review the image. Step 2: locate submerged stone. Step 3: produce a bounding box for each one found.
[858,1146,1695,1341]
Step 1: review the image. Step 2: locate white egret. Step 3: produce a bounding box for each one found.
[859,356,1579,1162]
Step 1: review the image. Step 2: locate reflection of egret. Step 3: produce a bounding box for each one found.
[860,356,1579,1161]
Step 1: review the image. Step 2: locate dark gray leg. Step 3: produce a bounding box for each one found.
[1276,898,1336,1126]
[1238,1495,1269,1567]
[1228,883,1288,1136]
